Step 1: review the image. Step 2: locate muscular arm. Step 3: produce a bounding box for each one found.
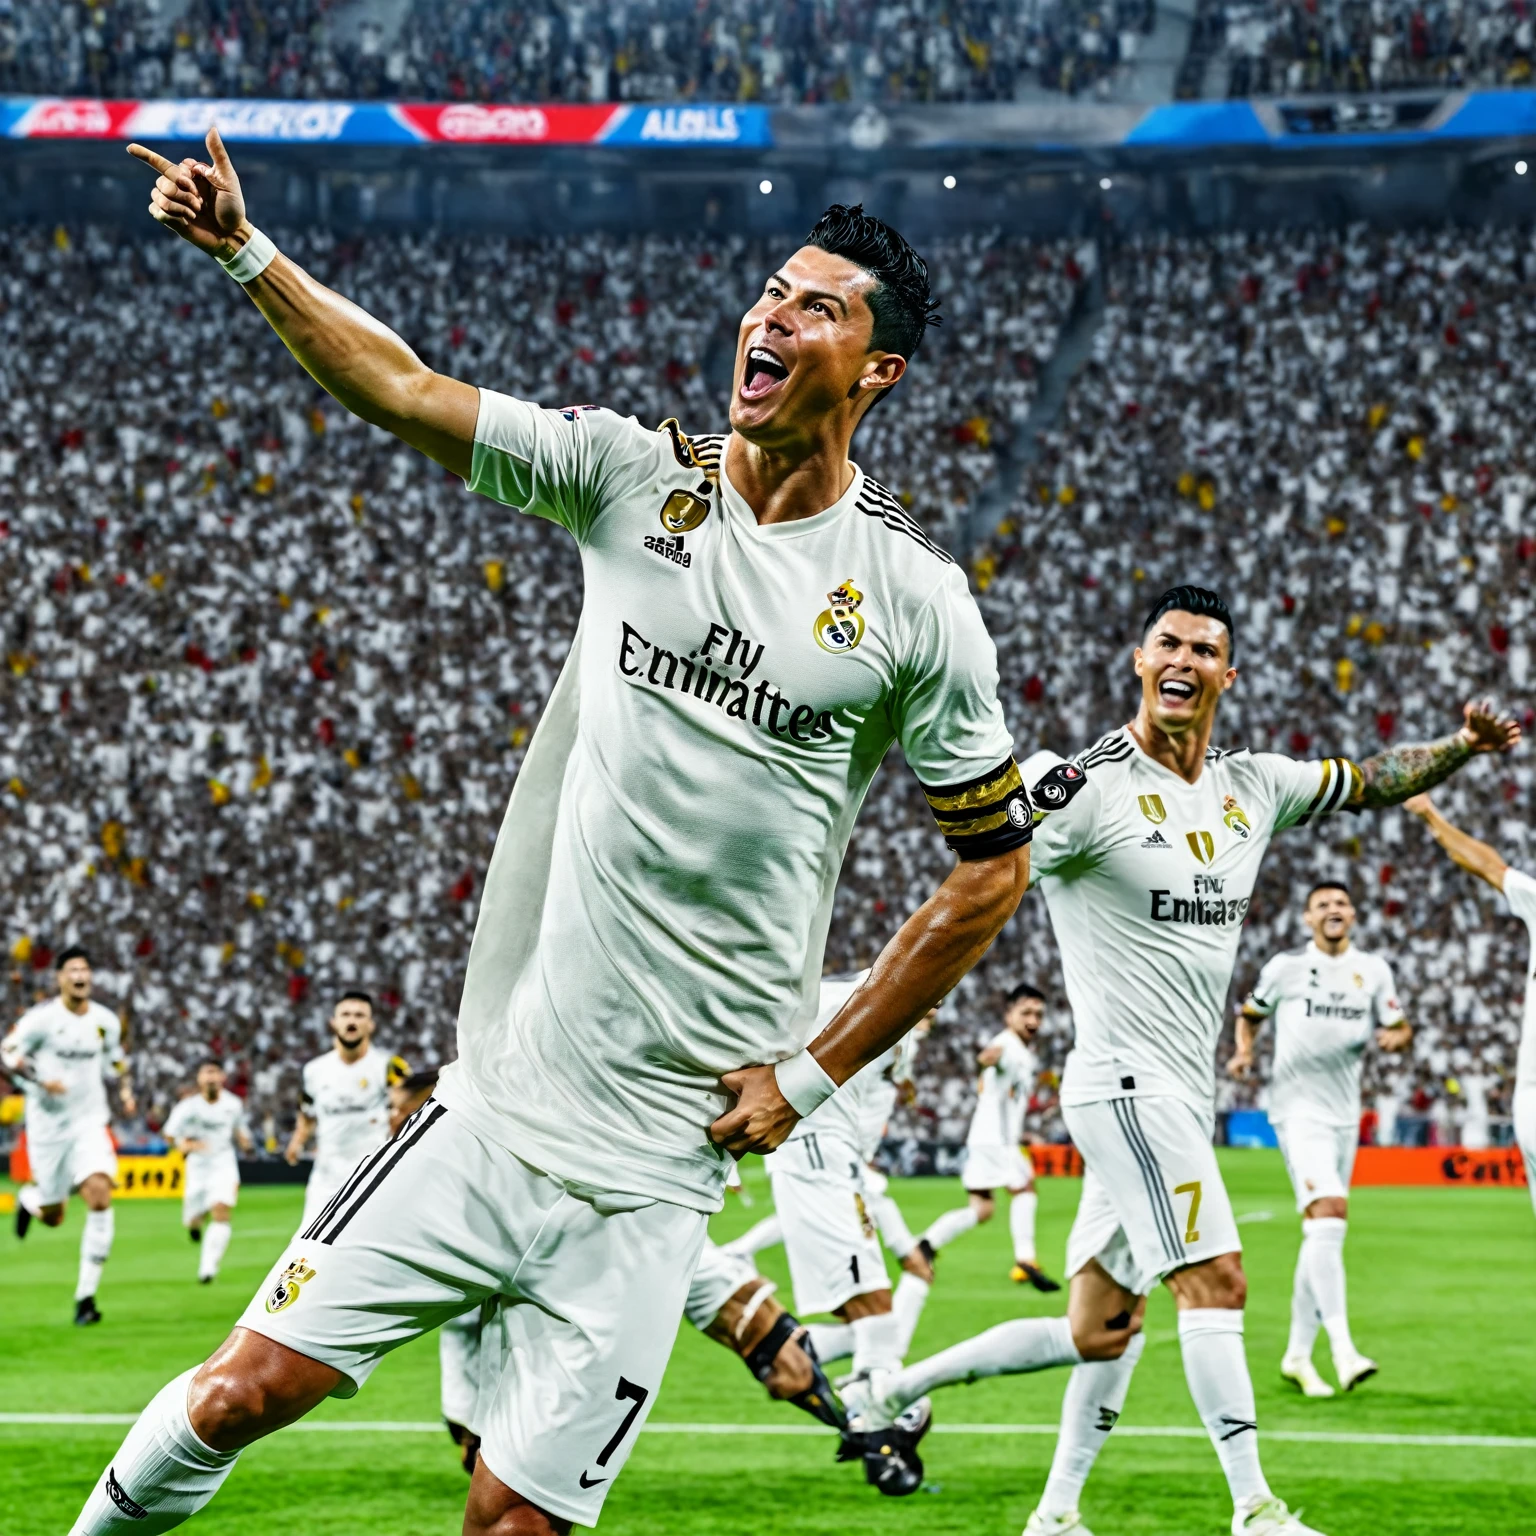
[128,130,477,476]
[1347,698,1520,810]
[1404,795,1510,892]
[711,845,1030,1155]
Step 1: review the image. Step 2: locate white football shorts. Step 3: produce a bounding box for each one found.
[962,1143,1034,1193]
[768,1141,886,1315]
[1273,1116,1358,1213]
[683,1239,758,1331]
[238,1101,706,1525]
[29,1124,117,1206]
[300,1152,376,1233]
[1514,1086,1536,1218]
[182,1157,240,1220]
[439,1303,490,1434]
[1064,1094,1239,1296]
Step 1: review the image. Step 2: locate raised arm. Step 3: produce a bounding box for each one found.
[1346,698,1520,810]
[128,128,477,476]
[1404,794,1510,893]
[710,844,1029,1155]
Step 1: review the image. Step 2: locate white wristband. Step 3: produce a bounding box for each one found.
[218,226,277,285]
[774,1048,837,1119]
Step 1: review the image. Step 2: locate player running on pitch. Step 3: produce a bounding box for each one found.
[1229,884,1412,1398]
[164,1060,256,1284]
[922,982,1060,1290]
[1405,793,1536,1220]
[83,133,1040,1536]
[284,990,407,1232]
[4,946,135,1326]
[1007,588,1517,1536]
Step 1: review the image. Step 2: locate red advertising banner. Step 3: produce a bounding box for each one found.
[1352,1145,1528,1187]
[1027,1144,1085,1178]
[392,103,624,144]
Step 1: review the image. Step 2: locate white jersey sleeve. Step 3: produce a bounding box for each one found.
[1263,754,1362,832]
[1370,956,1407,1027]
[1244,953,1288,1018]
[0,1008,49,1078]
[468,393,668,545]
[1505,866,1536,925]
[1023,755,1103,885]
[163,1096,193,1142]
[894,563,1030,861]
[299,1058,317,1115]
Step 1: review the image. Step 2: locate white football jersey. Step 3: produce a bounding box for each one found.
[1027,728,1359,1114]
[300,1046,399,1171]
[164,1089,248,1173]
[438,398,1028,1211]
[1,998,125,1143]
[1244,942,1406,1127]
[1504,867,1536,1091]
[965,1029,1037,1149]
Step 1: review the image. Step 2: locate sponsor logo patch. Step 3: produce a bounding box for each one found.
[1141,829,1172,849]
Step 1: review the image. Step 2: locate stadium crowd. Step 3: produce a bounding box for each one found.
[0,0,1157,104]
[1208,0,1536,97]
[0,222,1077,1142]
[913,221,1535,1144]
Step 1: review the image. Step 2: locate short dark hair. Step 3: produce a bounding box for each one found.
[804,203,940,365]
[196,1056,224,1072]
[1006,983,1046,1006]
[1142,585,1235,660]
[1307,881,1353,904]
[337,990,374,1010]
[397,1068,439,1094]
[56,945,91,969]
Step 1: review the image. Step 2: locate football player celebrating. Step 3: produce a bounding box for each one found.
[165,1060,256,1283]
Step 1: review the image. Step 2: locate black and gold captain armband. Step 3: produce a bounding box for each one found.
[386,1054,411,1087]
[921,757,1033,860]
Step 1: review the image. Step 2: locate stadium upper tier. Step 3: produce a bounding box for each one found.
[2,0,1526,106]
[0,222,1527,1145]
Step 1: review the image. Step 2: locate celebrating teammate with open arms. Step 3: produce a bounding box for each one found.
[78,130,1042,1535]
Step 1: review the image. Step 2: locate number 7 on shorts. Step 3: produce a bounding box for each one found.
[596,1377,650,1469]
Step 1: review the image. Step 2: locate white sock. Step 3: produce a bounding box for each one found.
[851,1310,903,1377]
[77,1208,114,1301]
[1302,1217,1356,1360]
[892,1272,930,1356]
[1285,1240,1321,1361]
[20,1182,43,1216]
[924,1204,979,1250]
[725,1214,781,1257]
[1039,1331,1146,1519]
[1178,1309,1269,1510]
[887,1316,1080,1412]
[199,1221,232,1281]
[872,1191,917,1259]
[70,1367,240,1534]
[805,1322,853,1363]
[1009,1189,1039,1263]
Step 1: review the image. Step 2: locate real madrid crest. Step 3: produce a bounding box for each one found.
[814,578,866,654]
[659,485,711,534]
[1221,794,1252,840]
[265,1256,316,1315]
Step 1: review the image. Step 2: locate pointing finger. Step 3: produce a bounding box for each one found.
[127,142,177,176]
[206,124,236,176]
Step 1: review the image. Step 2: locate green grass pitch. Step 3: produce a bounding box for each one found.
[4,1153,1534,1535]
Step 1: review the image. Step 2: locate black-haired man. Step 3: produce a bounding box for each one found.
[1013,588,1518,1536]
[285,991,407,1232]
[1230,882,1411,1399]
[93,137,1032,1535]
[165,1059,255,1283]
[3,946,135,1325]
[922,982,1060,1290]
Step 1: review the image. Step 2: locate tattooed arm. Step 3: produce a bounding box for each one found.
[1346,698,1521,810]
[1402,794,1510,892]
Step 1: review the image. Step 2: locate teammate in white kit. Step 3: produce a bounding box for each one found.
[1406,793,1536,1219]
[1012,590,1517,1536]
[284,991,407,1232]
[923,983,1060,1290]
[3,946,136,1326]
[92,135,1034,1536]
[1230,884,1412,1398]
[164,1061,255,1283]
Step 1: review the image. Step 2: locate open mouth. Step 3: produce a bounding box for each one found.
[741,344,790,401]
[1159,678,1197,704]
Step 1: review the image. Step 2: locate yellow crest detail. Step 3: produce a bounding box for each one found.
[1186,830,1215,865]
[854,1192,876,1241]
[659,487,710,534]
[1137,794,1166,824]
[1223,805,1252,840]
[814,577,866,654]
[265,1257,317,1315]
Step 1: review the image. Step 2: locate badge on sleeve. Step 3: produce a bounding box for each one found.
[1031,761,1087,812]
